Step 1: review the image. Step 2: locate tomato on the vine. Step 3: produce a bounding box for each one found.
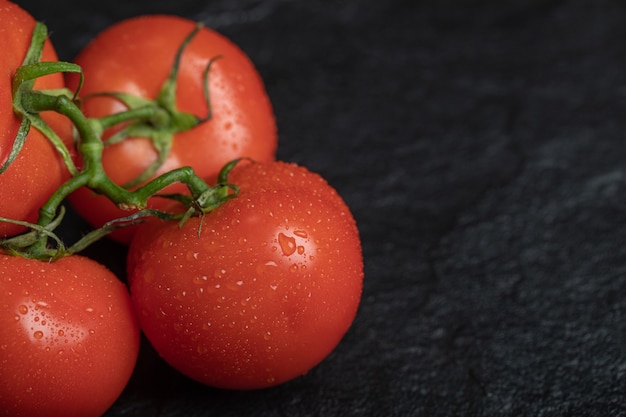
[0,253,140,417]
[0,0,74,238]
[127,162,363,390]
[66,14,277,244]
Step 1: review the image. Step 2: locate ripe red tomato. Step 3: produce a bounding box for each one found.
[0,0,74,238]
[127,164,363,389]
[66,14,277,244]
[0,253,140,417]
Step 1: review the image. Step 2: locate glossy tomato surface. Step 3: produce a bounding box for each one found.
[67,14,277,244]
[0,254,140,417]
[0,0,73,238]
[127,183,363,389]
[228,159,351,213]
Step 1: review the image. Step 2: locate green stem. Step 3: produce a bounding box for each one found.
[2,20,240,261]
[96,105,159,131]
[19,90,214,227]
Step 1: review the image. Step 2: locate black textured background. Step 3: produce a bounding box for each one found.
[15,0,626,416]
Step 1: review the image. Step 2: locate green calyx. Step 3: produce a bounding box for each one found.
[83,23,222,189]
[0,21,239,261]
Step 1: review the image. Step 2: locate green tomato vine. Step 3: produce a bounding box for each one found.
[0,21,239,261]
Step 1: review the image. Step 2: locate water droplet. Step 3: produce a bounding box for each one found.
[193,275,208,285]
[144,269,156,283]
[263,331,271,340]
[58,330,64,337]
[278,233,296,256]
[289,264,299,273]
[173,322,183,333]
[294,230,308,238]
[259,260,277,272]
[85,307,94,313]
[297,246,305,255]
[18,305,28,314]
[33,331,43,340]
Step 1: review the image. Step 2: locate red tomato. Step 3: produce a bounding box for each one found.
[127,164,363,389]
[66,14,277,244]
[0,253,140,417]
[0,0,74,238]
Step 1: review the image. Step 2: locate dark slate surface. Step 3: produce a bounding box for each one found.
[17,0,626,415]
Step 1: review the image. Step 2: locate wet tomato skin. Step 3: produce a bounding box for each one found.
[127,183,363,389]
[228,159,351,213]
[0,254,140,417]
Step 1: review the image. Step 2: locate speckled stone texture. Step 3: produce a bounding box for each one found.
[17,0,626,415]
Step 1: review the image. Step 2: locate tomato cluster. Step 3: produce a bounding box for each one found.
[66,14,278,244]
[0,2,363,416]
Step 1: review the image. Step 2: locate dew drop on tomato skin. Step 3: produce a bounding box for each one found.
[186,251,200,261]
[277,233,297,256]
